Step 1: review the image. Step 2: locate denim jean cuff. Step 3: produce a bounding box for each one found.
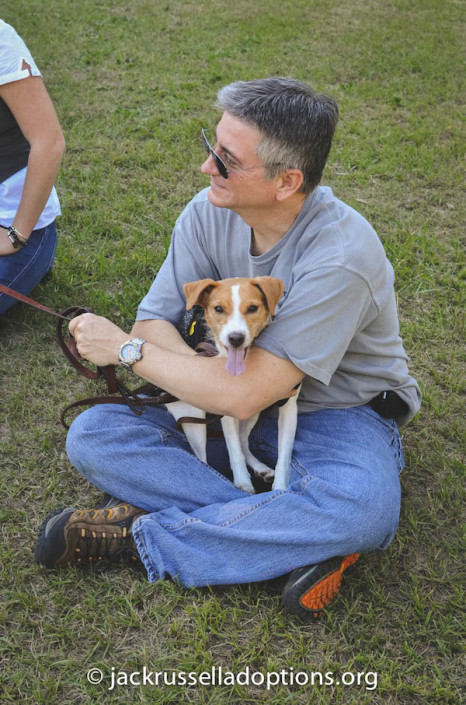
[133,515,160,583]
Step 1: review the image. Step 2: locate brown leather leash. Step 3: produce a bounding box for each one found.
[0,282,73,320]
[0,283,221,431]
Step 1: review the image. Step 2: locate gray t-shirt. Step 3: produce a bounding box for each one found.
[137,186,421,424]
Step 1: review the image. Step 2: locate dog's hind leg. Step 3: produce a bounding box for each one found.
[165,401,207,464]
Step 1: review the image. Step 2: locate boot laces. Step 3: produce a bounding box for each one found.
[73,517,138,564]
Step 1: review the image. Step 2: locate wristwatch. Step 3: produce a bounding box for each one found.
[118,338,146,368]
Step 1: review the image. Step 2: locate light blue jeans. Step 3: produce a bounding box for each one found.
[0,220,57,315]
[66,402,404,587]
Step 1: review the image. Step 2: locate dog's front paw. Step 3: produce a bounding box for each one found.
[245,454,275,482]
[253,466,275,482]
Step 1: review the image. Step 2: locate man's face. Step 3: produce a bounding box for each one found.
[201,112,279,212]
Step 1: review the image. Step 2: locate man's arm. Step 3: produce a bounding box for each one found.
[131,319,196,356]
[69,313,304,420]
[132,340,303,419]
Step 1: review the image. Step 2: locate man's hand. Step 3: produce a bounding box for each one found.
[68,313,128,367]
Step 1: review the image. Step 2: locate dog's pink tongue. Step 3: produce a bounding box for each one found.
[225,347,246,376]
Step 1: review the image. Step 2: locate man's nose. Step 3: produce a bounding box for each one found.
[201,153,220,176]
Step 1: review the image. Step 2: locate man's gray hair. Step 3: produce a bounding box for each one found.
[216,77,338,194]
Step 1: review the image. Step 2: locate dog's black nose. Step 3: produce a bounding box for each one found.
[228,332,245,348]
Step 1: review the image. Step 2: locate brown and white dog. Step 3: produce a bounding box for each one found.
[166,276,300,494]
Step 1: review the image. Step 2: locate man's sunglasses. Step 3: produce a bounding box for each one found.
[202,128,284,180]
[202,128,230,179]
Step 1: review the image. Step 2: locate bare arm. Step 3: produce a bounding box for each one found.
[131,340,304,419]
[70,313,304,419]
[131,319,197,356]
[0,75,65,254]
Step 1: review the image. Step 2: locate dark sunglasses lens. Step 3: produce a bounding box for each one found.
[213,153,228,179]
[202,130,228,179]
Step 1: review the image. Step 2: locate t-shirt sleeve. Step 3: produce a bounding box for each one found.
[0,22,41,86]
[136,208,220,322]
[255,265,374,385]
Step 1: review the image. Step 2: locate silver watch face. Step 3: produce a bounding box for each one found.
[119,338,145,367]
[120,343,139,365]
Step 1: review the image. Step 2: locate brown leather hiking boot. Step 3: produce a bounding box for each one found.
[35,503,147,568]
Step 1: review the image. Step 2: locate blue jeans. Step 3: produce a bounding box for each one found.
[0,220,57,315]
[66,402,405,587]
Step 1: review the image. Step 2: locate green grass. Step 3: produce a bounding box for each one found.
[0,0,464,703]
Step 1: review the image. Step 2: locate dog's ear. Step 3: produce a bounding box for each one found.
[251,276,285,316]
[183,279,218,310]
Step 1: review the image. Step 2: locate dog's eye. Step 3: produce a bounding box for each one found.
[214,306,224,313]
[247,305,259,313]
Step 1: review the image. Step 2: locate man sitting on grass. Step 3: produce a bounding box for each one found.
[35,78,421,618]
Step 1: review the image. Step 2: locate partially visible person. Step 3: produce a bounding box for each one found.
[0,19,65,315]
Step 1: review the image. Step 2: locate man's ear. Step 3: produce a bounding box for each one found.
[251,276,285,315]
[275,169,304,201]
[183,279,218,310]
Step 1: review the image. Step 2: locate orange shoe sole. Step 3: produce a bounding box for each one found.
[283,553,360,620]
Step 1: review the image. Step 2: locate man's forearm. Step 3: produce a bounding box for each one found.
[130,321,292,417]
[130,341,302,420]
[69,313,303,420]
[131,319,197,356]
[130,343,247,416]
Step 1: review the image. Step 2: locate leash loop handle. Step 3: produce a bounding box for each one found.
[56,306,98,379]
[56,306,118,391]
